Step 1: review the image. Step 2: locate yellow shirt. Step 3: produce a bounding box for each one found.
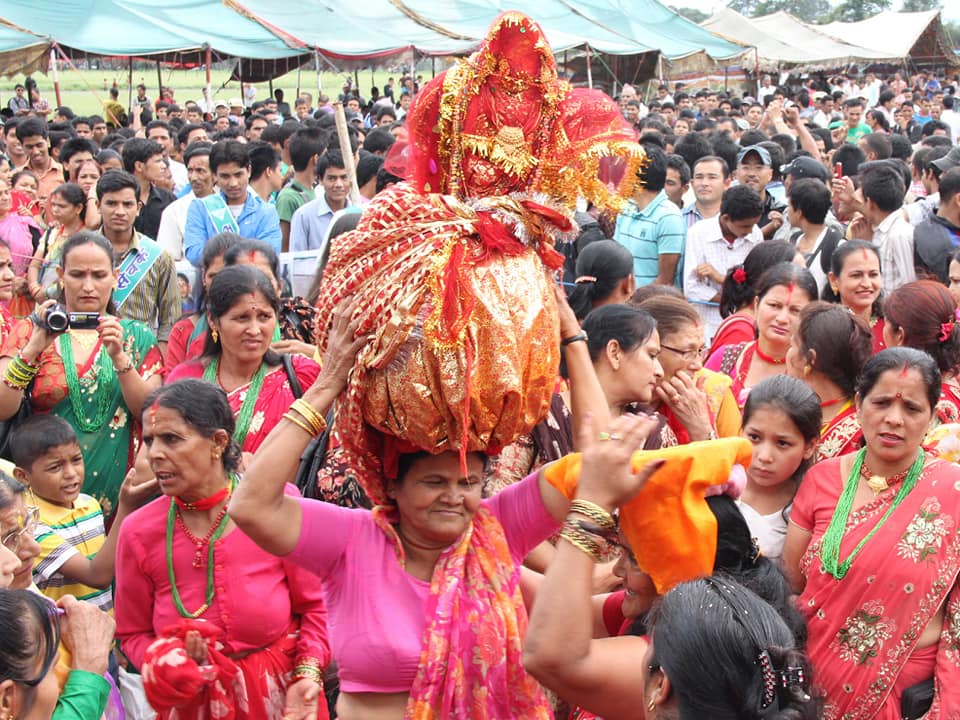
[33,493,112,612]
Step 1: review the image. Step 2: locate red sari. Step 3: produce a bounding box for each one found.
[167,355,320,453]
[815,401,862,463]
[935,377,960,427]
[707,311,754,358]
[792,456,960,719]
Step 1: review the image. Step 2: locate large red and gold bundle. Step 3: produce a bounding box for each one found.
[316,12,644,503]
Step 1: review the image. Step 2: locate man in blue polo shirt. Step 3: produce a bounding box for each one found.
[613,144,685,288]
[183,140,281,265]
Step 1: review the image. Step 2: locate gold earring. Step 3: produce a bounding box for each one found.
[803,364,812,377]
[647,698,656,712]
[211,328,219,343]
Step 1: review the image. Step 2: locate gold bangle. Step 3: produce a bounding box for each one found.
[569,499,616,531]
[288,405,324,436]
[115,357,136,374]
[290,398,327,435]
[283,412,317,437]
[559,520,605,562]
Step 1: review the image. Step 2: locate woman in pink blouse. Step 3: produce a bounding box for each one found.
[115,379,330,720]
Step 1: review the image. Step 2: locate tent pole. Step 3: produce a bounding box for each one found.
[754,47,760,97]
[127,57,133,122]
[432,56,436,79]
[156,60,162,102]
[51,49,62,108]
[586,45,593,89]
[296,63,302,100]
[204,47,212,115]
[238,59,244,98]
[315,50,322,99]
[269,77,274,97]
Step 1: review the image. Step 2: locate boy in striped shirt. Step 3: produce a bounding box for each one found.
[11,415,156,611]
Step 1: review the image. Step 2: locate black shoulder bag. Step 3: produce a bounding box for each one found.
[282,354,335,499]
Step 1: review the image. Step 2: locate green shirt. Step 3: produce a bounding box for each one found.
[275,179,315,222]
[845,123,872,143]
[53,670,110,720]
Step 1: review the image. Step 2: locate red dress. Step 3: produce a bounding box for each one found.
[792,456,960,719]
[707,311,754,358]
[815,401,862,463]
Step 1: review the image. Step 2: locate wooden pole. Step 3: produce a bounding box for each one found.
[204,47,212,116]
[586,45,593,89]
[127,57,133,121]
[51,49,62,107]
[332,101,361,205]
[156,60,163,102]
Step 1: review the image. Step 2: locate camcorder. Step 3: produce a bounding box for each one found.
[42,305,100,333]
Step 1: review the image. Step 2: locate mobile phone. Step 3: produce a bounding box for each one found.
[835,162,843,178]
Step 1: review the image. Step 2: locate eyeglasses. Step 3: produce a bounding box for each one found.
[2,505,39,554]
[660,344,707,362]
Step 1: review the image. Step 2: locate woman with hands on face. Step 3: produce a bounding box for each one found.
[0,231,163,515]
[634,294,741,443]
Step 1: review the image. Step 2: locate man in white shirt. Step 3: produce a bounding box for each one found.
[157,143,213,260]
[146,120,189,193]
[684,185,764,341]
[850,166,915,295]
[940,94,960,143]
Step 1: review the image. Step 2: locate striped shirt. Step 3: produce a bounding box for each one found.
[33,494,112,611]
[106,229,181,342]
[613,191,685,287]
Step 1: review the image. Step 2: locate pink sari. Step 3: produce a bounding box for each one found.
[792,456,960,719]
[372,506,552,719]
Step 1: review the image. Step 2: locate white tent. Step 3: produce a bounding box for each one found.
[702,7,955,72]
[702,8,891,71]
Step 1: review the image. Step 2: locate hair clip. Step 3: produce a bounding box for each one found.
[733,267,747,284]
[757,651,778,710]
[574,275,597,284]
[940,320,955,342]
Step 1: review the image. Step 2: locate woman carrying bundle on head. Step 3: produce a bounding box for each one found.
[230,11,649,719]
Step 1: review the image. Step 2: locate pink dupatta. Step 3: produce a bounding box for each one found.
[372,506,552,719]
[794,457,960,719]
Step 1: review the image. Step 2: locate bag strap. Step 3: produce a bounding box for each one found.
[295,406,336,499]
[282,354,303,399]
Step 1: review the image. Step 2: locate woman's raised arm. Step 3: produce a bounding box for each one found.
[229,299,363,555]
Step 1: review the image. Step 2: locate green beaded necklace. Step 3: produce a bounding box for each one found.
[58,335,121,432]
[820,448,925,580]
[165,475,236,619]
[202,357,267,448]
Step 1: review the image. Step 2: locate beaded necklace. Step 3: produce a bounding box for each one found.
[165,475,236,619]
[820,448,924,580]
[202,358,267,448]
[58,334,120,432]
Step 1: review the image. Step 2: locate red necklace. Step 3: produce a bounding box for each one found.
[754,343,786,365]
[820,396,849,409]
[174,485,230,512]
[177,503,231,568]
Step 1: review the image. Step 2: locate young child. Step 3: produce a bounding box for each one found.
[738,375,821,562]
[10,414,156,611]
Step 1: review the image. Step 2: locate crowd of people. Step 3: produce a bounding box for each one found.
[1,11,960,720]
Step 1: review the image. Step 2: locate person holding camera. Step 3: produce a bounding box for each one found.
[0,231,163,516]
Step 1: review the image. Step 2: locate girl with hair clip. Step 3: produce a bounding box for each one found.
[27,183,87,304]
[566,240,635,322]
[706,263,818,410]
[882,280,960,428]
[787,302,874,462]
[824,240,886,353]
[709,241,801,358]
[738,375,821,562]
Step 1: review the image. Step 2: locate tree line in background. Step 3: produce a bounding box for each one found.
[672,0,959,45]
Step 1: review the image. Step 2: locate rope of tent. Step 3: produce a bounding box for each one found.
[53,43,111,110]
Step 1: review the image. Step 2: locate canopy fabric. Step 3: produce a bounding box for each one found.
[703,8,955,72]
[0,23,50,77]
[702,8,891,71]
[0,0,304,59]
[818,10,954,66]
[231,0,745,61]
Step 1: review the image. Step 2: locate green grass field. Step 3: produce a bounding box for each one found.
[1,66,414,118]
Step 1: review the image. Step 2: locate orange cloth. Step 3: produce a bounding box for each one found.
[543,438,753,594]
